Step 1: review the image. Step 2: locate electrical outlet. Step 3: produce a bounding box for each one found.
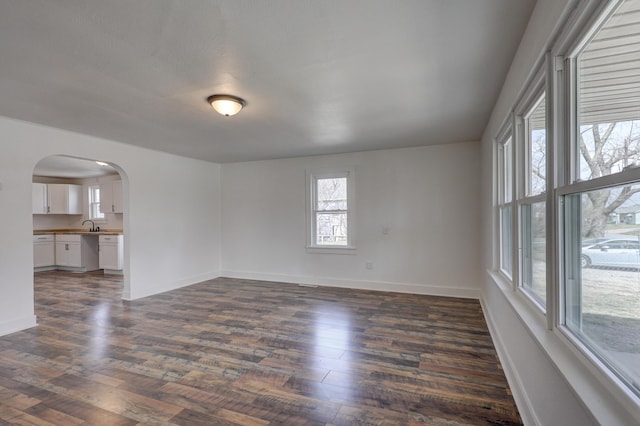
[365,261,373,270]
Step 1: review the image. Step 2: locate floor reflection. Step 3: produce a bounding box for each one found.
[313,304,353,403]
[88,302,110,359]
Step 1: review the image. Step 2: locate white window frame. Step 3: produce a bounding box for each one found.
[88,184,105,222]
[556,0,640,407]
[515,81,548,313]
[496,126,514,279]
[306,168,356,254]
[491,0,640,422]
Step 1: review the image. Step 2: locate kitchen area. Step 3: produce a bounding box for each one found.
[32,156,124,275]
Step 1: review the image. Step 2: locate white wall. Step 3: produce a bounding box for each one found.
[221,142,481,298]
[480,0,635,424]
[0,116,221,335]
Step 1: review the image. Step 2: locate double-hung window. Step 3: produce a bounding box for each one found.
[493,0,640,413]
[519,92,547,309]
[497,132,514,277]
[496,86,548,311]
[307,169,355,253]
[560,0,640,398]
[88,184,105,221]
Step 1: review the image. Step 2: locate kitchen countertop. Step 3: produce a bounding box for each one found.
[34,229,123,236]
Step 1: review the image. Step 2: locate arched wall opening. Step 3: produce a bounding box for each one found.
[31,155,130,301]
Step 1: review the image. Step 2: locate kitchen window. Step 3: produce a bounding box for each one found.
[306,169,355,254]
[88,185,105,221]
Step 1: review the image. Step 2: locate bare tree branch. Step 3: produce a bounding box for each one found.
[579,130,599,179]
[604,187,640,215]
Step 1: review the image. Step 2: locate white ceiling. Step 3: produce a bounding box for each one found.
[0,0,535,163]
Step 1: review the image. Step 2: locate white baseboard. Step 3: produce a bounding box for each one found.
[0,315,37,337]
[218,270,479,299]
[479,296,539,426]
[125,271,220,301]
[33,266,56,272]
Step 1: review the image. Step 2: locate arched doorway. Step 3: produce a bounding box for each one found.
[32,155,129,298]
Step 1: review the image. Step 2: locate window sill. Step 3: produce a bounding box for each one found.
[306,246,357,255]
[487,269,640,425]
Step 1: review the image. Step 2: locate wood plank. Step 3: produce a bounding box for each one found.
[0,270,523,424]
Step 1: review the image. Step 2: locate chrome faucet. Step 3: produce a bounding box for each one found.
[82,219,99,232]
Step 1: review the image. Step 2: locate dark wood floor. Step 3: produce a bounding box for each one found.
[0,271,521,425]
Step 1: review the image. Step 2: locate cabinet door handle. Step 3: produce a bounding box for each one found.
[65,244,69,250]
[112,204,115,212]
[47,206,50,213]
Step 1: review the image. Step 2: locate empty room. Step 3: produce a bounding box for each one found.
[0,0,639,425]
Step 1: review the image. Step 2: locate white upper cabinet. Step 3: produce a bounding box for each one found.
[100,180,123,214]
[32,183,82,214]
[48,184,82,214]
[47,184,68,214]
[32,183,47,214]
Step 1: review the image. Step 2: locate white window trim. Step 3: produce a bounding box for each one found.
[306,168,356,254]
[515,81,549,314]
[88,184,106,223]
[495,118,514,280]
[491,0,640,423]
[558,0,640,410]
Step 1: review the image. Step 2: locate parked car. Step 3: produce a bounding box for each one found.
[581,237,611,247]
[581,238,640,268]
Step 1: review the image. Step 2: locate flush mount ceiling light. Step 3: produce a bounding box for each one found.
[207,94,246,117]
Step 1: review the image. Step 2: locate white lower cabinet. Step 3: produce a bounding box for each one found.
[99,235,123,273]
[54,234,99,271]
[34,233,122,272]
[33,234,55,268]
[55,240,81,267]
